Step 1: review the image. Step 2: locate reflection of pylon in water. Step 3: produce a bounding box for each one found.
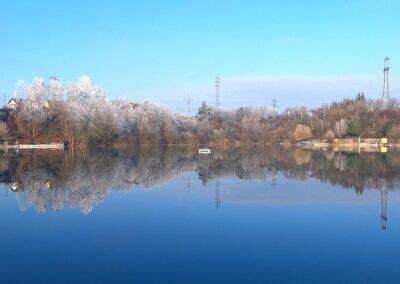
[215,179,221,209]
[272,169,277,189]
[185,172,191,189]
[381,188,388,230]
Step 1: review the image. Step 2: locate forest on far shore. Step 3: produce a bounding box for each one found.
[0,76,399,146]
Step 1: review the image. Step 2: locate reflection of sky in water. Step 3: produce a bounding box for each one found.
[1,150,400,283]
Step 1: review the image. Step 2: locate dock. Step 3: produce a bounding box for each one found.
[0,143,65,150]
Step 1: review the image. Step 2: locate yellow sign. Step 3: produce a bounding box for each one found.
[381,137,388,144]
[381,147,388,153]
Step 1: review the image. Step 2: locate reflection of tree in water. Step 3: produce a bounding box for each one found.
[2,147,197,214]
[1,146,400,216]
[196,168,214,186]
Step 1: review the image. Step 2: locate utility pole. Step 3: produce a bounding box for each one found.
[215,75,220,108]
[184,95,193,115]
[382,57,390,107]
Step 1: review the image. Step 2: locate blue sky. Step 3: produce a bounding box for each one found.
[0,0,399,112]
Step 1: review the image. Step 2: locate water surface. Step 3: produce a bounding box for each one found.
[1,146,400,283]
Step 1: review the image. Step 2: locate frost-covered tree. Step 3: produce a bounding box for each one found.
[334,119,347,139]
[89,100,121,144]
[67,75,106,104]
[19,77,49,137]
[47,78,64,101]
[13,79,27,99]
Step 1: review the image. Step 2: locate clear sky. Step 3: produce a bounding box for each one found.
[0,0,399,113]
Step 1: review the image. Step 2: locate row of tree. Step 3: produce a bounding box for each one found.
[3,77,400,145]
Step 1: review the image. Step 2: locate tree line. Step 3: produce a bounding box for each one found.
[2,77,400,146]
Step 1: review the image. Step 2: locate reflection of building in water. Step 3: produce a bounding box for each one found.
[45,181,53,189]
[7,182,19,192]
[381,188,388,230]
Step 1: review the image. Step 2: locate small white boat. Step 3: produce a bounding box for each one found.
[199,148,211,154]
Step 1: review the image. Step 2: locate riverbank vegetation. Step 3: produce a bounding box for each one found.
[1,76,400,146]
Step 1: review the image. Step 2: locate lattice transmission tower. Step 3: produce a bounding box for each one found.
[184,95,193,115]
[272,97,277,117]
[382,57,390,106]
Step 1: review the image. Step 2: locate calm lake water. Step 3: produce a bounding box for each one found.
[1,146,400,284]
